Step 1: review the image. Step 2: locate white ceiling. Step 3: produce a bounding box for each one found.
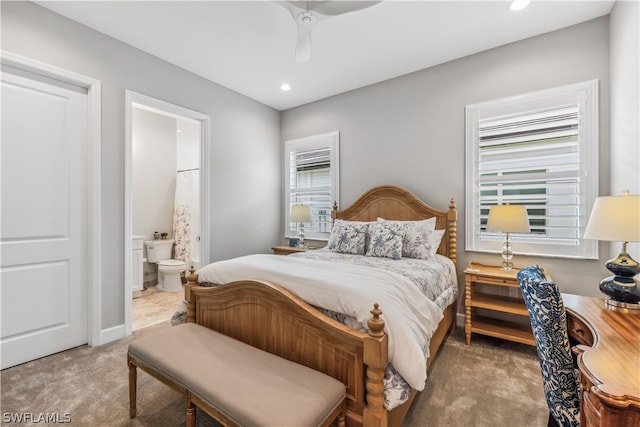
[37,1,614,111]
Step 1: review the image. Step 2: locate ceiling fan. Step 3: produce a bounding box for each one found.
[278,1,381,62]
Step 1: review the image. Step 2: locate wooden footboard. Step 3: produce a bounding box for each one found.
[186,275,389,427]
[185,272,455,427]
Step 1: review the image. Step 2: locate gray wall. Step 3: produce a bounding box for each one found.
[281,17,612,304]
[610,0,640,260]
[1,1,281,331]
[132,108,177,243]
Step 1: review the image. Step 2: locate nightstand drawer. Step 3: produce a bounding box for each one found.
[473,276,521,288]
[567,314,594,346]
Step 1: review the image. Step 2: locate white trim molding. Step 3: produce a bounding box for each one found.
[465,80,599,260]
[124,90,211,336]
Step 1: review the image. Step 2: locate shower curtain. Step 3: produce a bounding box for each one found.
[173,169,199,271]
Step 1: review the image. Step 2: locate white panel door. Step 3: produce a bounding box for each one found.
[1,67,89,369]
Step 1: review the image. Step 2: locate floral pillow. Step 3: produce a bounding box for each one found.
[377,217,438,259]
[366,221,405,260]
[327,220,369,255]
[403,223,445,259]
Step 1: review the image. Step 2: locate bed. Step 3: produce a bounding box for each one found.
[181,185,458,427]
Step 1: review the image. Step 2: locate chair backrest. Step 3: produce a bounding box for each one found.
[516,265,581,427]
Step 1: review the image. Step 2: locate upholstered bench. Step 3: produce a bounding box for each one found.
[127,323,346,427]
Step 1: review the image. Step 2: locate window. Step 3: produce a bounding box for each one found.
[285,131,339,240]
[465,80,598,259]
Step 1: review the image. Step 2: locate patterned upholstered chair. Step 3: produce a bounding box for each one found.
[516,265,581,427]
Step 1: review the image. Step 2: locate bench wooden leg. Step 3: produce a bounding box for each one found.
[186,393,196,427]
[338,400,346,427]
[128,356,137,418]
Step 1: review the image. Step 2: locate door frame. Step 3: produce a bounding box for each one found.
[124,90,211,335]
[1,51,103,346]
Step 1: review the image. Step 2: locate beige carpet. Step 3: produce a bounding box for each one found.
[404,332,548,426]
[1,325,547,427]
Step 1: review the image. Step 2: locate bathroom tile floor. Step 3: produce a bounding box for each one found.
[132,285,185,330]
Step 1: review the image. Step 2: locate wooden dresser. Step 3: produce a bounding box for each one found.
[563,294,640,427]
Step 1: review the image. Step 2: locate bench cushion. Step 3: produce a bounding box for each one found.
[128,323,345,426]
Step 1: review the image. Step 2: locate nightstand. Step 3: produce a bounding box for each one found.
[271,246,316,255]
[464,262,548,346]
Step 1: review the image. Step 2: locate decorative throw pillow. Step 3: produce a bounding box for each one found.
[327,220,368,255]
[366,221,405,260]
[377,217,437,259]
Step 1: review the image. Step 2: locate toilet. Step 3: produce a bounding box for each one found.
[144,239,186,292]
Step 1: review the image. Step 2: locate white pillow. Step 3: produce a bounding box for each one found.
[422,229,446,259]
[377,217,436,231]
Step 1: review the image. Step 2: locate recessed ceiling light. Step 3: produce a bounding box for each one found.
[509,0,530,11]
[280,83,291,92]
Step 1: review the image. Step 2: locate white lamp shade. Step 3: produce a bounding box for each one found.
[486,205,530,233]
[290,204,312,223]
[583,194,640,242]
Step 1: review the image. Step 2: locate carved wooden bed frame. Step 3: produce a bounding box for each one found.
[184,185,458,427]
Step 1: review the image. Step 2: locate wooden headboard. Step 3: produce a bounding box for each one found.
[331,185,457,265]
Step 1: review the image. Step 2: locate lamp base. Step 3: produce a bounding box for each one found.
[604,297,640,311]
[501,262,513,272]
[600,276,640,309]
[501,232,514,271]
[597,246,640,310]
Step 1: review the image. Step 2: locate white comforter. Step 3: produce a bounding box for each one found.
[196,253,443,391]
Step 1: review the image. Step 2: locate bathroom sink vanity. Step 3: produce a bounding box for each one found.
[132,236,145,298]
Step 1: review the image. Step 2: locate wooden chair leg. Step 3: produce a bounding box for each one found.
[186,393,196,427]
[128,357,137,419]
[337,400,346,427]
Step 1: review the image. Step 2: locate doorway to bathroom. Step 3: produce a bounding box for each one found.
[124,90,210,334]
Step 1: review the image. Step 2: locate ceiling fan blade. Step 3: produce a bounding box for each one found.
[279,1,381,17]
[295,19,312,62]
[276,1,303,18]
[276,1,358,62]
[311,1,381,16]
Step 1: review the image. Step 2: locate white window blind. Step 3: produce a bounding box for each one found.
[285,132,339,240]
[466,81,598,259]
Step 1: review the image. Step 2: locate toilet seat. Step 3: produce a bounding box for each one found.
[158,260,186,267]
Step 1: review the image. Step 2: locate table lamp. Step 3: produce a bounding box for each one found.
[486,204,530,271]
[583,193,640,310]
[290,204,312,247]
